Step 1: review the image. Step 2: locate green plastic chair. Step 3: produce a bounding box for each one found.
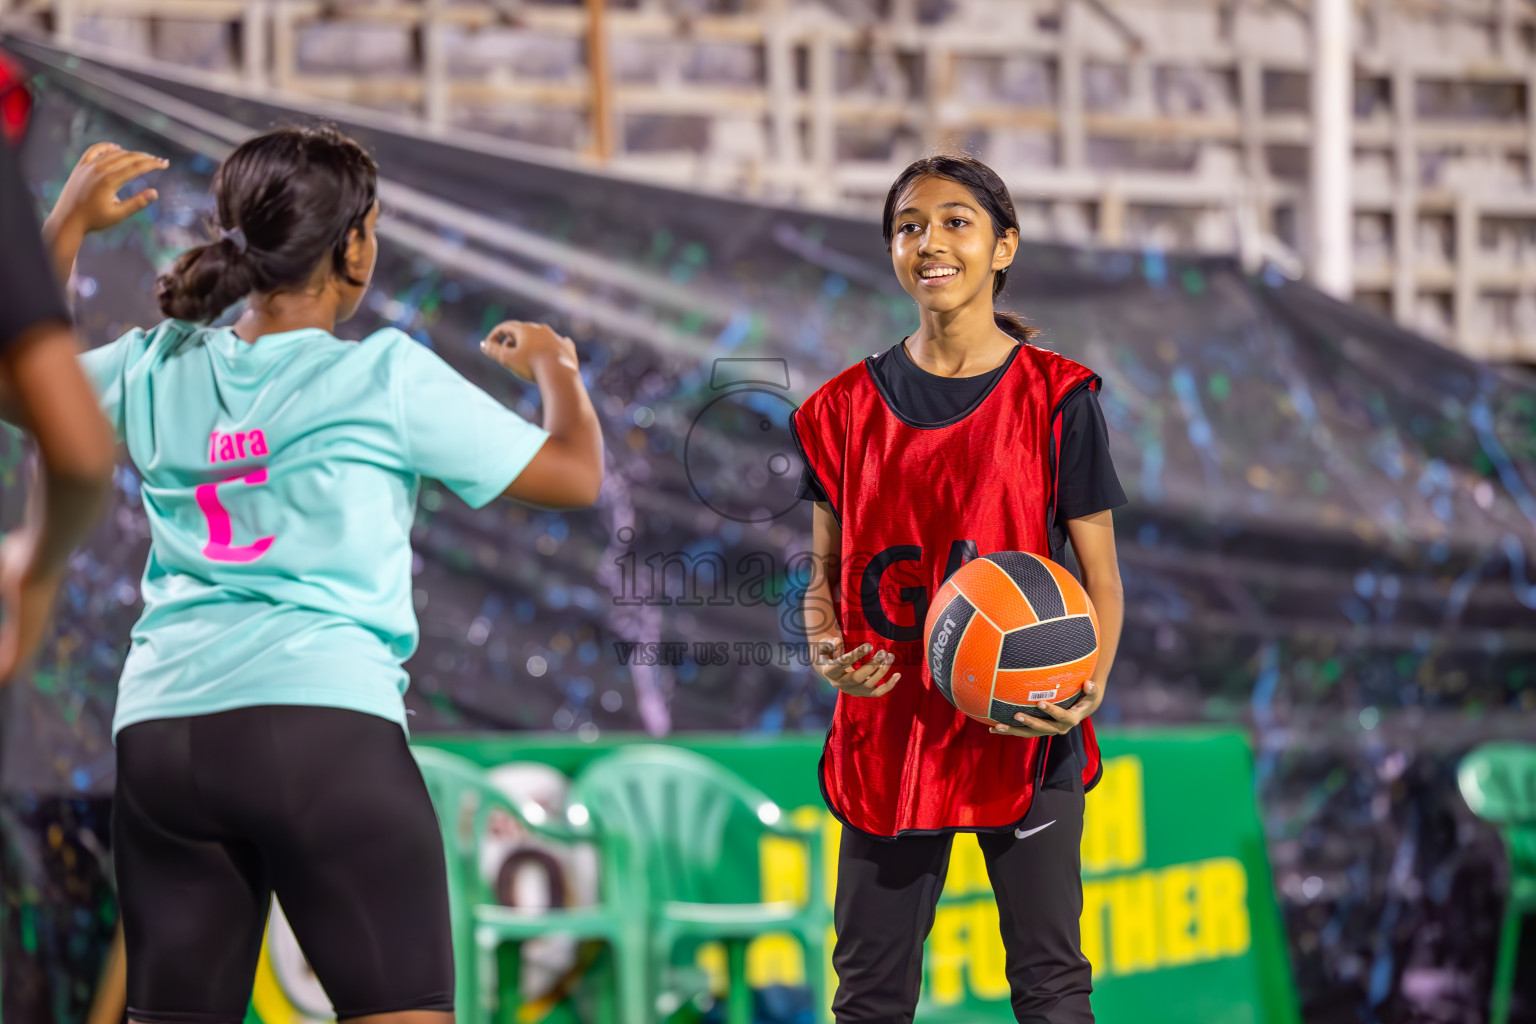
[1458,742,1536,1024]
[571,745,831,1024]
[411,746,646,1024]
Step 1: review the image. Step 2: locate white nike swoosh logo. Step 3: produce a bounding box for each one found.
[1015,819,1056,839]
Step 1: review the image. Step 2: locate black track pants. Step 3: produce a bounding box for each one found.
[830,775,1094,1024]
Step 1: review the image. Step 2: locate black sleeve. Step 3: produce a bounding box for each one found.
[795,467,829,503]
[790,410,831,503]
[0,138,71,350]
[1055,386,1127,521]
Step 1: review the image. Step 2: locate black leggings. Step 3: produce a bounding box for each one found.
[113,705,454,1023]
[830,776,1093,1024]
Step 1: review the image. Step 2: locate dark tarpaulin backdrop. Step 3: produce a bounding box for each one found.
[3,47,1536,1024]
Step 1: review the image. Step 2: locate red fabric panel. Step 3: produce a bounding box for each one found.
[0,55,32,145]
[794,344,1100,836]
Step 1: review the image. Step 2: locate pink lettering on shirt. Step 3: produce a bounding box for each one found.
[195,468,275,563]
[201,428,276,561]
[209,428,271,464]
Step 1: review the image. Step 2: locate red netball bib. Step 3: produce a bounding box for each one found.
[791,343,1102,838]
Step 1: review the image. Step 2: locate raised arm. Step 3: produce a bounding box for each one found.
[480,321,603,510]
[41,143,167,285]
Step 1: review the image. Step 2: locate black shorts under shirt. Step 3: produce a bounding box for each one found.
[114,706,455,1022]
[796,338,1127,788]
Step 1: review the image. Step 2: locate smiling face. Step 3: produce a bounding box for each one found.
[888,174,1019,317]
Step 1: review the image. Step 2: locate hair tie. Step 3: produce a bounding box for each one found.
[218,225,248,254]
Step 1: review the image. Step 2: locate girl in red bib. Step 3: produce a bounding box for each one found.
[790,155,1126,1023]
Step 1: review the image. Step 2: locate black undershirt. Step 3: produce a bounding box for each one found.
[795,338,1127,788]
[0,138,72,350]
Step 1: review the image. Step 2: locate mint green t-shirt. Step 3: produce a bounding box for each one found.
[81,321,551,738]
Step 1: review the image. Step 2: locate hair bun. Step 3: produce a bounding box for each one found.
[155,242,259,323]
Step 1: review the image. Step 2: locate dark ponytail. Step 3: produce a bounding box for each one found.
[155,234,260,323]
[155,124,378,323]
[880,154,1040,343]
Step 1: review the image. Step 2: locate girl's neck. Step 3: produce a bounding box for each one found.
[906,298,1016,378]
[230,289,340,344]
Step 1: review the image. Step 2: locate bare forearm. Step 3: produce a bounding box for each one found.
[534,360,602,464]
[1083,570,1123,686]
[804,502,843,643]
[23,469,112,579]
[3,325,115,578]
[501,358,603,509]
[803,565,841,644]
[538,364,602,504]
[40,212,85,289]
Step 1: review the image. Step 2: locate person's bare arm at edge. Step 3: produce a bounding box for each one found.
[0,143,165,431]
[0,321,116,683]
[42,143,168,286]
[990,508,1124,737]
[480,320,604,510]
[806,498,899,697]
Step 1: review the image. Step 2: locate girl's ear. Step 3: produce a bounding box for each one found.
[993,226,1020,271]
[344,223,369,276]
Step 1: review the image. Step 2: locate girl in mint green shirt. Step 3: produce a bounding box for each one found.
[42,127,603,1023]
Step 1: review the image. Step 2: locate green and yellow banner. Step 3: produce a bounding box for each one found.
[249,728,1297,1024]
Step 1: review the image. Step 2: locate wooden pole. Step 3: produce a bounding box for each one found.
[585,0,613,162]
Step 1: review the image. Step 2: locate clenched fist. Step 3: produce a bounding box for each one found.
[480,320,579,382]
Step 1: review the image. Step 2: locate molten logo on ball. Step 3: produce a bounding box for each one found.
[934,616,958,654]
[923,551,1099,725]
